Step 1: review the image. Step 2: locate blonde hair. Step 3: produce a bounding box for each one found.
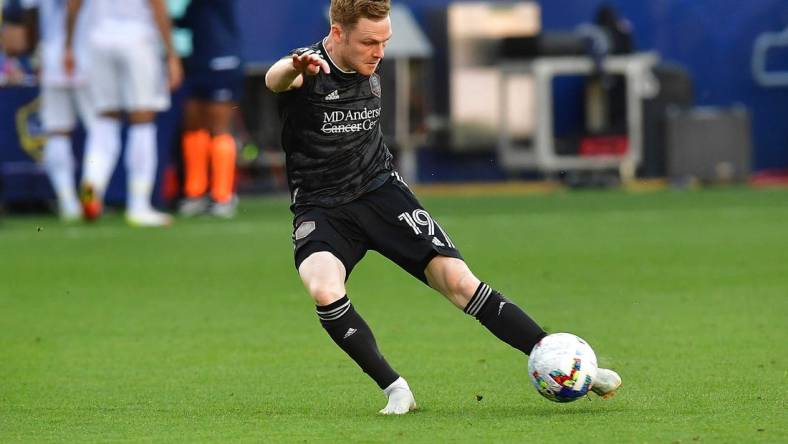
[330,0,391,28]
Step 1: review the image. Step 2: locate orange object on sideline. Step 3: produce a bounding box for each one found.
[162,165,180,204]
[210,134,237,203]
[579,135,629,156]
[182,130,211,198]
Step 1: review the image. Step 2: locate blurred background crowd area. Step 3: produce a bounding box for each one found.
[1,0,787,213]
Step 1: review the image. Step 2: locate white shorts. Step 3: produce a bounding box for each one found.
[40,85,95,133]
[88,36,170,113]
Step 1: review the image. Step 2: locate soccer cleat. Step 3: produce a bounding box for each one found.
[379,377,417,415]
[178,196,210,217]
[79,183,102,222]
[591,368,622,399]
[59,200,82,223]
[210,195,238,219]
[126,208,173,227]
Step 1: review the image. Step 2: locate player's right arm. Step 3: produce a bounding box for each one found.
[63,0,82,75]
[265,51,330,93]
[148,0,183,90]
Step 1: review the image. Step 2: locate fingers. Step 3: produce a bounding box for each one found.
[318,58,331,74]
[293,53,331,76]
[305,64,320,75]
[169,69,183,90]
[63,52,74,76]
[167,55,183,90]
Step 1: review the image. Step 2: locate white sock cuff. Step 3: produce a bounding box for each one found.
[128,122,156,134]
[383,377,410,397]
[94,116,121,134]
[46,134,70,145]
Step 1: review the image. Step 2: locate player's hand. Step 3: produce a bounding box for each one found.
[63,47,75,76]
[167,53,183,90]
[292,52,330,76]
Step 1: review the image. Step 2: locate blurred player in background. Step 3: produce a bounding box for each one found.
[266,0,622,415]
[65,0,182,226]
[1,0,31,85]
[21,0,94,221]
[177,0,242,219]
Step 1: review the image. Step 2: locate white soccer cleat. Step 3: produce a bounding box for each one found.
[59,201,82,222]
[591,368,622,399]
[210,195,238,219]
[379,377,417,415]
[126,208,173,227]
[178,197,209,217]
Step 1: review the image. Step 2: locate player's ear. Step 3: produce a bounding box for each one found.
[330,23,344,43]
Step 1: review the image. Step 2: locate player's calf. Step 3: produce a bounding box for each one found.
[316,296,401,393]
[464,282,546,355]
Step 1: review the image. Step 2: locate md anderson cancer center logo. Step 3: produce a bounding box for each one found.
[321,107,381,134]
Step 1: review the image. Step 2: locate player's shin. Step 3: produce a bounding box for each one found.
[182,129,211,198]
[464,283,547,355]
[125,123,157,213]
[82,116,121,198]
[210,134,236,204]
[316,295,400,389]
[43,135,80,219]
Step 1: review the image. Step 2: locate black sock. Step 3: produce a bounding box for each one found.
[317,296,400,389]
[464,283,547,355]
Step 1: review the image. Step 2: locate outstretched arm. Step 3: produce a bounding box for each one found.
[148,0,182,90]
[63,0,82,75]
[265,50,330,93]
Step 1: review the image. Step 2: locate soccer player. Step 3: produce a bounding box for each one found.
[265,0,622,415]
[64,0,182,226]
[20,0,94,221]
[177,0,243,219]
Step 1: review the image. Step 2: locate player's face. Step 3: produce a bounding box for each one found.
[340,17,392,76]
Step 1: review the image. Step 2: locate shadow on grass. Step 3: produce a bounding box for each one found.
[414,402,629,420]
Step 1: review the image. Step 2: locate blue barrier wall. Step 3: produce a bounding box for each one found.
[239,0,788,171]
[0,87,181,206]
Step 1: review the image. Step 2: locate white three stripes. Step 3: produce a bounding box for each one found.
[317,301,350,321]
[465,284,492,317]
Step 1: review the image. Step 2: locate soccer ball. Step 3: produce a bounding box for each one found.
[528,333,598,402]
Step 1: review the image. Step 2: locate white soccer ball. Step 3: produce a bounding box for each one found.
[528,333,598,403]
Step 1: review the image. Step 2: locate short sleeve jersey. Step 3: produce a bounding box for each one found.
[277,39,393,209]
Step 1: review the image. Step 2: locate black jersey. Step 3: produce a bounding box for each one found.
[276,40,394,209]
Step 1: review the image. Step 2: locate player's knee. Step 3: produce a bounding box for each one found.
[428,257,479,308]
[46,129,72,137]
[307,284,345,306]
[208,123,232,136]
[101,111,123,120]
[129,111,156,124]
[209,128,232,138]
[446,267,479,307]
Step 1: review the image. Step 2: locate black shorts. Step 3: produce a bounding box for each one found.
[184,67,244,103]
[292,175,463,284]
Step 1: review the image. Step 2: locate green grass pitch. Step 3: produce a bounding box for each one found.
[1,187,786,442]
